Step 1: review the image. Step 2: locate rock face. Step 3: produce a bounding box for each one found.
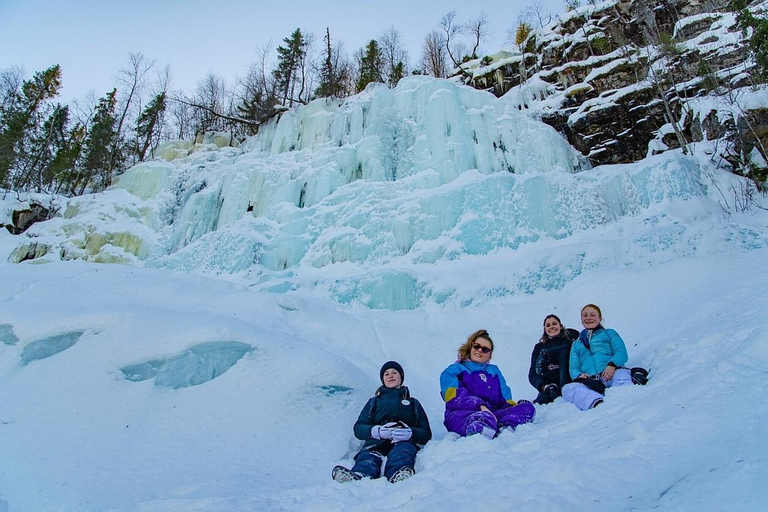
[5,203,51,235]
[464,0,766,168]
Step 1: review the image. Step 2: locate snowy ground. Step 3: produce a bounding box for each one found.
[1,225,768,511]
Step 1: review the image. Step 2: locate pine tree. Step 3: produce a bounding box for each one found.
[316,28,344,98]
[0,65,62,188]
[273,29,305,107]
[136,92,167,161]
[730,0,768,82]
[78,89,119,194]
[357,40,383,92]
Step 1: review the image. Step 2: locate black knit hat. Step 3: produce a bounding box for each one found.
[380,361,404,384]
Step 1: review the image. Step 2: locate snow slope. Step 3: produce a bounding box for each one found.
[1,232,767,511]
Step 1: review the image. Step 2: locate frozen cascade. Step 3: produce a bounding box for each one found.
[9,77,768,309]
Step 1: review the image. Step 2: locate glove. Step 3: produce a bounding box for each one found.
[543,383,559,393]
[371,425,395,440]
[516,399,532,405]
[391,426,412,442]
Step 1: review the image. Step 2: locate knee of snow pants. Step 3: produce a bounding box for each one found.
[383,442,417,480]
[562,382,603,411]
[352,449,383,479]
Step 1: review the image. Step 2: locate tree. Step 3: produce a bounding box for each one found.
[274,29,306,107]
[0,65,62,189]
[112,52,154,171]
[440,11,471,78]
[730,0,768,82]
[78,89,119,193]
[315,29,353,99]
[379,27,409,87]
[356,39,384,92]
[135,92,167,161]
[422,30,448,78]
[465,12,490,60]
[0,66,25,113]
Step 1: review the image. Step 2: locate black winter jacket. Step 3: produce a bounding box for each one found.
[528,328,579,391]
[353,385,432,454]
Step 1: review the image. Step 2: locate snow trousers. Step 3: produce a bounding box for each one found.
[456,401,536,438]
[352,442,417,480]
[562,368,633,411]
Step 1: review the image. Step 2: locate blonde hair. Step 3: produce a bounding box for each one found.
[458,329,493,361]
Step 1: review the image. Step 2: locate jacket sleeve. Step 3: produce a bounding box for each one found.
[606,329,629,368]
[440,364,486,411]
[352,397,376,441]
[528,343,546,391]
[409,399,432,445]
[569,342,584,380]
[557,342,573,386]
[496,367,514,403]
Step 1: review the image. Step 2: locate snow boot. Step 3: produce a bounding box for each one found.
[631,367,649,385]
[332,465,362,483]
[389,466,415,483]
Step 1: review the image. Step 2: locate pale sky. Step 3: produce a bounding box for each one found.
[1,0,565,104]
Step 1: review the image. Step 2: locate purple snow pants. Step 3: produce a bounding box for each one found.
[445,401,536,437]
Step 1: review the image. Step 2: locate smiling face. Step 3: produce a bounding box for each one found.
[469,336,493,364]
[581,306,602,329]
[544,316,563,338]
[382,368,402,389]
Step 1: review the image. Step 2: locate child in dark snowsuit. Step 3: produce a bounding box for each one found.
[528,314,579,404]
[332,361,432,483]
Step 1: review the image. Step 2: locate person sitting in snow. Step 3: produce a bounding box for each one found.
[562,304,634,410]
[440,329,535,438]
[332,361,432,484]
[528,314,579,405]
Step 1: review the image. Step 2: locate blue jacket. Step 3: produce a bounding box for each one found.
[569,326,628,379]
[440,360,515,412]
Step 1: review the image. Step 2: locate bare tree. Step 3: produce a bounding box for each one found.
[379,27,410,87]
[421,30,448,78]
[112,52,155,170]
[440,11,471,78]
[464,12,490,59]
[0,65,25,112]
[525,1,553,29]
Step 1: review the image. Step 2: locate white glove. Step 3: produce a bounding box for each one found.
[391,426,412,442]
[371,425,395,440]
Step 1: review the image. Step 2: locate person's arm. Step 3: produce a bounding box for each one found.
[606,329,628,368]
[352,398,376,441]
[440,364,487,411]
[569,342,584,380]
[495,366,516,406]
[528,344,546,391]
[408,400,432,445]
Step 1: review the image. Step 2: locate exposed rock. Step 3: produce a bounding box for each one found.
[462,0,758,167]
[5,203,51,235]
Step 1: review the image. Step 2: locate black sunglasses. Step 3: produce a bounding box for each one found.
[472,343,492,354]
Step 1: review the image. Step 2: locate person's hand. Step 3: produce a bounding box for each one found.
[371,425,395,440]
[479,405,490,413]
[578,373,589,380]
[544,383,558,393]
[602,365,616,381]
[391,426,412,442]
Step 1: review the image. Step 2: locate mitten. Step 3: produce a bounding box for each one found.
[391,426,412,442]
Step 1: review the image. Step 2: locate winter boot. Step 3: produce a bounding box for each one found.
[389,466,415,483]
[332,465,362,483]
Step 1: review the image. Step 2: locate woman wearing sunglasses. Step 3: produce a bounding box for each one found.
[439,329,535,438]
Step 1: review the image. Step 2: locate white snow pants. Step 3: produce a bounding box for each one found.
[562,368,633,411]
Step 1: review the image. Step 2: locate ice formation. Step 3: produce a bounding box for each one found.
[8,77,768,309]
[20,331,84,365]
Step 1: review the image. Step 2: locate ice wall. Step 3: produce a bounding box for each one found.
[9,77,768,309]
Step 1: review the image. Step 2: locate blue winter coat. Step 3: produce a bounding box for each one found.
[569,325,628,379]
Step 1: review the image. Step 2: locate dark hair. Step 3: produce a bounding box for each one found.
[458,329,493,361]
[540,314,564,343]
